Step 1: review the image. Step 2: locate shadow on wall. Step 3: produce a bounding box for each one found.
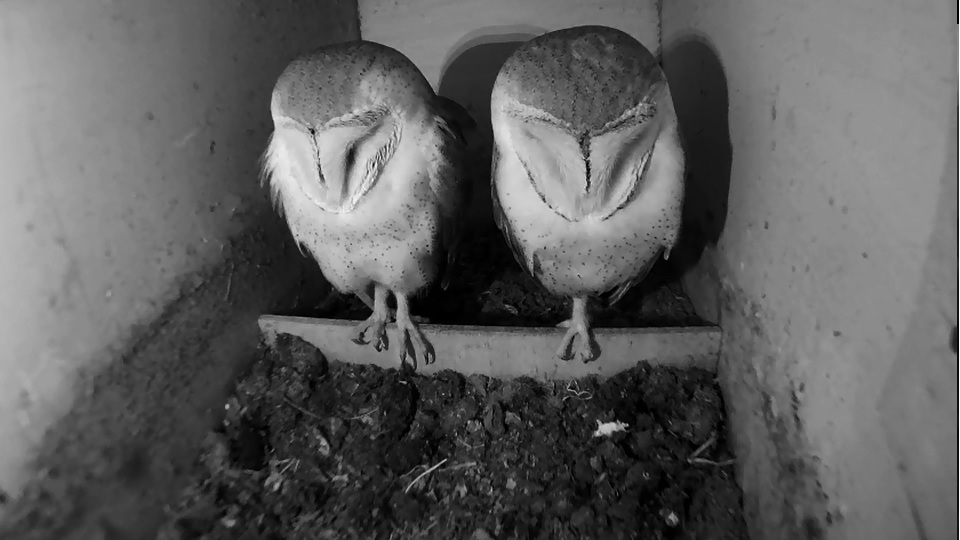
[661,34,733,276]
[437,26,546,228]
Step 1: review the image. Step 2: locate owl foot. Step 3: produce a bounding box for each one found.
[397,318,435,368]
[351,314,389,351]
[395,293,435,369]
[556,297,599,362]
[555,322,600,363]
[352,284,390,351]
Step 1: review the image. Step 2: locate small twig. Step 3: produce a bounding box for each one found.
[224,264,234,300]
[346,407,379,420]
[442,461,478,472]
[422,519,440,535]
[562,380,593,402]
[284,397,324,422]
[690,458,736,467]
[277,458,299,475]
[404,458,448,493]
[687,433,718,462]
[400,464,423,478]
[455,437,484,449]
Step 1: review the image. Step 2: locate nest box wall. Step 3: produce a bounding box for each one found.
[0,0,358,530]
[661,1,958,539]
[358,0,660,91]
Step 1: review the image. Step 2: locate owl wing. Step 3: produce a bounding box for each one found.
[600,113,685,307]
[434,95,477,144]
[490,146,532,275]
[424,99,474,289]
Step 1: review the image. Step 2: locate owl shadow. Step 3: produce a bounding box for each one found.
[659,34,733,281]
[420,27,547,321]
[436,26,545,231]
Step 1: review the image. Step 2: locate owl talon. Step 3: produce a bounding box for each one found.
[556,321,576,360]
[555,298,599,363]
[575,334,600,363]
[394,293,434,369]
[397,319,435,369]
[555,324,600,363]
[352,314,388,351]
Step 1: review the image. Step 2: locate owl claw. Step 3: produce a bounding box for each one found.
[397,319,435,369]
[351,314,388,351]
[555,319,600,363]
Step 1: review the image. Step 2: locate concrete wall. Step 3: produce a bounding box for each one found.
[0,0,358,535]
[662,1,958,539]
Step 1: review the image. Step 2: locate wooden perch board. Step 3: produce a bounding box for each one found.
[259,315,721,379]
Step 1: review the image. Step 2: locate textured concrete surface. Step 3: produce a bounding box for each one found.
[662,1,958,539]
[0,0,359,525]
[0,219,312,540]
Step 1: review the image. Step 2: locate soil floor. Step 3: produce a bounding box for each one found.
[157,335,747,540]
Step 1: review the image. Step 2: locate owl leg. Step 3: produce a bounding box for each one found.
[355,286,376,312]
[357,285,429,324]
[395,292,435,368]
[556,297,600,363]
[351,283,389,352]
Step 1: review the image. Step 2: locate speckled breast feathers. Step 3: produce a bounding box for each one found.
[490,26,686,301]
[259,41,469,293]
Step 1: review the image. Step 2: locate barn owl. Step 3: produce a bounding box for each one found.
[261,41,472,368]
[490,26,685,362]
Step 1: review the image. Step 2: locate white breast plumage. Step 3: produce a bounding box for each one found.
[260,40,473,369]
[490,25,686,363]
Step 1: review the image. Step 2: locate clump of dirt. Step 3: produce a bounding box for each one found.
[281,226,707,328]
[157,335,747,540]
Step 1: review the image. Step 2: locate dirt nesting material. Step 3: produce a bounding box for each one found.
[280,226,708,328]
[158,335,746,540]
